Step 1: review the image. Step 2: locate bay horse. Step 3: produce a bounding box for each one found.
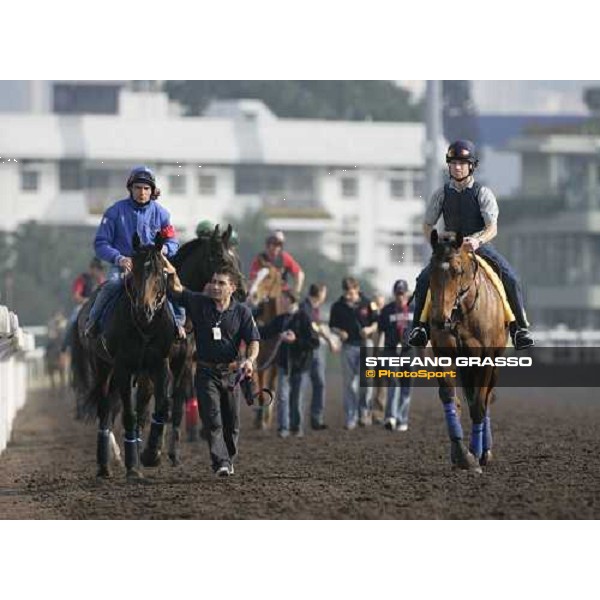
[76,232,175,480]
[428,229,508,474]
[248,261,284,430]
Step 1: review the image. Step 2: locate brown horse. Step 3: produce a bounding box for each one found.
[428,230,508,474]
[248,261,284,430]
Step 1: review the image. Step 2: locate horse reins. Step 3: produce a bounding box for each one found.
[434,252,481,334]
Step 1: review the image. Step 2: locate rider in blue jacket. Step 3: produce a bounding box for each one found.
[85,166,186,339]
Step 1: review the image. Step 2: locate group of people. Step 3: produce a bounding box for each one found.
[64,139,534,477]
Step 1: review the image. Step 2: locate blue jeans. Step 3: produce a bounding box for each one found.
[412,243,528,328]
[385,375,412,425]
[87,266,185,328]
[309,343,326,425]
[341,344,369,426]
[277,367,308,433]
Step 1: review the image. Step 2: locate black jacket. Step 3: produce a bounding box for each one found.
[259,310,320,374]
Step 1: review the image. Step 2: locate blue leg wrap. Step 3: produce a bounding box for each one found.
[443,402,463,440]
[470,422,484,459]
[483,415,492,452]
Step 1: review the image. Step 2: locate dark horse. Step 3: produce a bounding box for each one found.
[71,225,245,476]
[428,230,507,474]
[75,232,175,480]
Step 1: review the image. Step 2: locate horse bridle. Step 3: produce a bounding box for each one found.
[125,254,168,331]
[431,253,480,333]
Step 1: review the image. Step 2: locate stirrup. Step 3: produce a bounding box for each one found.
[408,326,428,347]
[512,328,535,350]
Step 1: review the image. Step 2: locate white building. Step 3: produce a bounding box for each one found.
[0,88,428,292]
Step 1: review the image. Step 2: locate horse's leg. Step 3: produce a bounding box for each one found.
[466,367,496,473]
[265,365,278,429]
[141,360,170,468]
[96,363,113,479]
[480,367,498,466]
[439,378,479,472]
[116,368,143,480]
[169,374,186,466]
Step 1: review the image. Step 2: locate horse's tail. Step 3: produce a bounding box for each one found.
[70,308,98,422]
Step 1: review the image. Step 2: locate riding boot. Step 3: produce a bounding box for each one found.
[140,420,164,467]
[96,429,111,478]
[504,278,535,350]
[408,267,430,347]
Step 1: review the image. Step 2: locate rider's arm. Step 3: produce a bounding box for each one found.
[295,270,305,294]
[471,186,499,244]
[158,207,179,258]
[472,222,497,245]
[283,252,304,293]
[94,208,122,265]
[423,187,445,241]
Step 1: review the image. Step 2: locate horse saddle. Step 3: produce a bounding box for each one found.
[422,255,515,324]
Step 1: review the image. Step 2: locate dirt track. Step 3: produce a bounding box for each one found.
[1,379,599,519]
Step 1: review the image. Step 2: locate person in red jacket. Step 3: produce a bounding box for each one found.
[248,231,305,295]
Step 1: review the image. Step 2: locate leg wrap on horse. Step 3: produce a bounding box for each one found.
[97,429,111,466]
[147,417,165,452]
[443,402,463,441]
[483,415,493,452]
[470,422,484,459]
[124,432,139,470]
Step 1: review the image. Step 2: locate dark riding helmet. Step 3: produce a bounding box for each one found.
[266,230,285,246]
[446,140,479,169]
[126,165,157,191]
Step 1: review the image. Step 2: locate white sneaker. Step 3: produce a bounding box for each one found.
[384,417,397,431]
[215,465,230,477]
[228,464,235,475]
[397,423,408,432]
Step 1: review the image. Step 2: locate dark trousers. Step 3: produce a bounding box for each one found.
[412,243,529,328]
[196,368,240,472]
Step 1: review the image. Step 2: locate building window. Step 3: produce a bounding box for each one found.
[21,171,39,192]
[53,83,120,115]
[199,174,217,195]
[413,176,424,198]
[390,178,406,199]
[235,166,261,194]
[59,160,83,191]
[341,242,357,265]
[169,174,187,195]
[86,169,110,190]
[341,177,358,198]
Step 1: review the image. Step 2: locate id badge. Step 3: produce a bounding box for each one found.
[212,327,222,340]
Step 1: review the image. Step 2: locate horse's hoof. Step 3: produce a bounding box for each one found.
[96,465,112,479]
[480,450,493,466]
[169,453,182,467]
[126,468,144,482]
[140,450,161,467]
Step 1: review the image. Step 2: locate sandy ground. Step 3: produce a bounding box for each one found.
[1,378,599,519]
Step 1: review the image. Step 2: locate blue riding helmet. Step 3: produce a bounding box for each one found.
[446,140,479,168]
[126,165,156,191]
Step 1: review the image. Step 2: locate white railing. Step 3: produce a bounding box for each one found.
[0,304,37,455]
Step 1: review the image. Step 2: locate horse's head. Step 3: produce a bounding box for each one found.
[249,263,283,306]
[429,229,472,331]
[130,232,168,323]
[172,224,246,301]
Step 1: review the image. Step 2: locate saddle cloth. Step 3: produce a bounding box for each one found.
[421,255,515,324]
